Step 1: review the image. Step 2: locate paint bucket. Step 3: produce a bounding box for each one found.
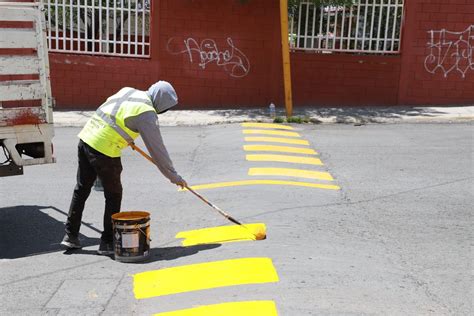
[112,211,151,263]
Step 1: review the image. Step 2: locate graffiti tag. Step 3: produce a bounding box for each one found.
[167,37,250,78]
[424,25,474,78]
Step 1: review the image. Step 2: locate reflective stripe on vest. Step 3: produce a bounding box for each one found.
[96,89,137,145]
[78,88,155,157]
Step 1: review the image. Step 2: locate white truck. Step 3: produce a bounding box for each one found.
[0,2,55,177]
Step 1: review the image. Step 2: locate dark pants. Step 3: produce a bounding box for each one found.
[65,140,123,243]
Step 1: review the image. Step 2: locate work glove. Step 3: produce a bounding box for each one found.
[176,179,188,189]
[171,176,187,189]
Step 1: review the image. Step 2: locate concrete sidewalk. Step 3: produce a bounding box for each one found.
[53,106,474,127]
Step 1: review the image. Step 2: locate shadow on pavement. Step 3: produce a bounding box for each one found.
[205,107,450,123]
[62,244,221,264]
[307,107,448,123]
[0,205,100,259]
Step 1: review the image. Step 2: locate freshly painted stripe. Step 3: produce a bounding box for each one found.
[176,223,267,246]
[154,300,278,316]
[249,167,334,181]
[133,258,279,299]
[242,122,294,130]
[181,180,340,191]
[245,136,309,145]
[243,129,301,137]
[244,145,317,155]
[246,154,323,165]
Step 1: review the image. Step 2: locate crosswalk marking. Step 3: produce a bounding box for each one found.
[246,154,323,165]
[175,223,266,246]
[248,167,334,181]
[242,122,294,130]
[182,180,340,191]
[243,129,301,137]
[245,136,310,145]
[133,258,279,299]
[244,144,317,155]
[134,125,341,313]
[154,300,278,316]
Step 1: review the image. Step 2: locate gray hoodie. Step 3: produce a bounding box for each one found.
[147,81,178,113]
[124,81,183,185]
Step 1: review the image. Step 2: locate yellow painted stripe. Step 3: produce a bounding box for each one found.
[249,167,334,181]
[246,154,323,165]
[176,223,267,246]
[245,136,309,145]
[242,122,293,130]
[243,129,301,137]
[181,180,340,191]
[154,301,278,316]
[133,258,279,299]
[244,145,317,155]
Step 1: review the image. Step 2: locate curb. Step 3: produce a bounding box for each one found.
[52,107,474,127]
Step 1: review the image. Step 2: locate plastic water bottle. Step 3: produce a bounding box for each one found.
[269,103,276,118]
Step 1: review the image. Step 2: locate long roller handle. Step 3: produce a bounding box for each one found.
[129,142,244,226]
[184,185,243,226]
[130,142,154,163]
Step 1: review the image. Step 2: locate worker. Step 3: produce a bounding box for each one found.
[60,81,187,255]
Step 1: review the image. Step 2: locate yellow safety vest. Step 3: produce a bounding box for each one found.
[78,87,156,157]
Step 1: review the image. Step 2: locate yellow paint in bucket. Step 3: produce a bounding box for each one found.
[113,211,150,221]
[175,223,267,246]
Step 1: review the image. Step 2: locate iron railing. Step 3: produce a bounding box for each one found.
[289,0,404,54]
[42,0,150,57]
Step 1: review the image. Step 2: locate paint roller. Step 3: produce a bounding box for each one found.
[129,142,266,241]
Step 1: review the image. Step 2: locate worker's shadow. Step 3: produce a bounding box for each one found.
[0,205,220,262]
[63,244,221,263]
[0,205,100,259]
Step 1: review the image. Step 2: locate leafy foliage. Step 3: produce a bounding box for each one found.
[273,117,285,123]
[289,0,355,15]
[289,0,403,52]
[273,116,311,124]
[45,1,150,53]
[238,0,355,8]
[289,0,354,7]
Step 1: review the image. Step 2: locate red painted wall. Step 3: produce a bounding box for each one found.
[398,0,474,105]
[50,0,282,109]
[50,55,156,109]
[49,0,473,109]
[155,0,282,108]
[291,53,401,106]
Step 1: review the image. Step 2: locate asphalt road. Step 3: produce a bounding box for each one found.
[0,122,472,315]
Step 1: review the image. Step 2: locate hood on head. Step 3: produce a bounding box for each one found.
[147,81,178,113]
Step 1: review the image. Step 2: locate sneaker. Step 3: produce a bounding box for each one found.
[97,241,114,255]
[61,234,82,249]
